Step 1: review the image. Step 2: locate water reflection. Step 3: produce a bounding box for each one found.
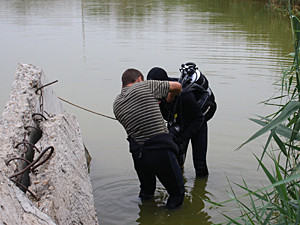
[1,0,292,57]
[81,0,291,55]
[137,177,212,225]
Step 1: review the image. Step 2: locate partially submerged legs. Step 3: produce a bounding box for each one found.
[132,149,185,209]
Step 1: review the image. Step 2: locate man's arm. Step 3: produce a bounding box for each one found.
[166,81,182,103]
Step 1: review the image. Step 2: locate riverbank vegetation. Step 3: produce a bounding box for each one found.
[210,2,300,224]
[266,0,300,15]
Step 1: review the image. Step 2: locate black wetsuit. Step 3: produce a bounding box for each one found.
[164,74,217,177]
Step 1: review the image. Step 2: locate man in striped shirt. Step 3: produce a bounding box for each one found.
[113,68,185,209]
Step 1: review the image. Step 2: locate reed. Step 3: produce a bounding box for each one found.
[267,0,300,15]
[209,2,300,224]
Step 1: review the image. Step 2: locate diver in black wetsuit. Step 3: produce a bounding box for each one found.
[147,63,217,178]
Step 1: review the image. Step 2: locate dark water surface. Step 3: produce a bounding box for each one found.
[0,0,293,224]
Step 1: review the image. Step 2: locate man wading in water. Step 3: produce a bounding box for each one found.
[113,68,185,209]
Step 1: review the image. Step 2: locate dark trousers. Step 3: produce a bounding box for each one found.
[191,122,208,164]
[131,148,185,207]
[180,122,208,174]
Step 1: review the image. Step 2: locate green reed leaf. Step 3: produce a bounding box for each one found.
[237,101,300,150]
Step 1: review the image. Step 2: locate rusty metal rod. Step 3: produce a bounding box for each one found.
[9,146,54,179]
[35,80,58,94]
[15,141,41,153]
[32,113,47,122]
[10,179,39,200]
[6,157,31,166]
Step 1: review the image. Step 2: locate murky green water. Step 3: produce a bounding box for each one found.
[0,0,293,224]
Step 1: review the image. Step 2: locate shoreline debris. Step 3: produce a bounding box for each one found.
[0,64,99,225]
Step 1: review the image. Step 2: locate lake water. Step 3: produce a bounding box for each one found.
[0,0,293,224]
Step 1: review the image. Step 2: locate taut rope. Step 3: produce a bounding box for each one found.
[58,97,117,120]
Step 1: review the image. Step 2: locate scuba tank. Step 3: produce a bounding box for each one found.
[168,62,216,134]
[178,62,210,110]
[168,62,209,131]
[178,62,201,92]
[179,62,216,121]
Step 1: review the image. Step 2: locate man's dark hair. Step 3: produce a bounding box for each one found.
[122,69,144,86]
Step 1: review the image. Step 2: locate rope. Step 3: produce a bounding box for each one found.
[58,97,117,120]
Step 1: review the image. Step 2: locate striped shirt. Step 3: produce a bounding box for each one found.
[113,80,169,144]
